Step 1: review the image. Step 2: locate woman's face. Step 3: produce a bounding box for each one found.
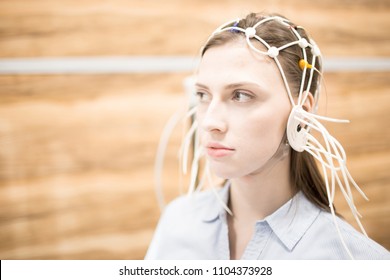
[195,41,292,179]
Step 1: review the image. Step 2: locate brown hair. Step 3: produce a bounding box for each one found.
[201,12,333,213]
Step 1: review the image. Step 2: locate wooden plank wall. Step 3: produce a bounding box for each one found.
[0,0,389,259]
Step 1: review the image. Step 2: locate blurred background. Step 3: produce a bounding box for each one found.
[0,0,389,259]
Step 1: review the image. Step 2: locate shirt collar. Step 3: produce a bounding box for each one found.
[264,191,321,251]
[201,182,231,222]
[200,182,321,251]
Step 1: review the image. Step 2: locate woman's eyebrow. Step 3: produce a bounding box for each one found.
[225,82,264,90]
[194,83,209,89]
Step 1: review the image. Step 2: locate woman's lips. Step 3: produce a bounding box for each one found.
[206,143,235,158]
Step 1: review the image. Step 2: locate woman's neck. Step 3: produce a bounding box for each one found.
[229,153,294,222]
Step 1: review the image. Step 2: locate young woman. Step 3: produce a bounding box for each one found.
[145,12,389,259]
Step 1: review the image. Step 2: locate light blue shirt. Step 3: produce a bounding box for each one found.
[145,184,389,259]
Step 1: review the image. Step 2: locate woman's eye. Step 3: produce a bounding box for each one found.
[233,91,252,102]
[195,91,211,102]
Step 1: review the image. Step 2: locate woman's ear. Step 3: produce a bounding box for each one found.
[302,91,315,113]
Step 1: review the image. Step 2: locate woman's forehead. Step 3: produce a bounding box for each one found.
[196,42,283,89]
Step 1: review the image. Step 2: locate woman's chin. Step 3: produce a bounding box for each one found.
[209,165,240,180]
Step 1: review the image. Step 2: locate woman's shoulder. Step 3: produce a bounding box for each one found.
[162,187,222,220]
[313,209,390,259]
[145,188,224,259]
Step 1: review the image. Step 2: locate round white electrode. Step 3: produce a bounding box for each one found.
[267,47,279,58]
[245,27,256,38]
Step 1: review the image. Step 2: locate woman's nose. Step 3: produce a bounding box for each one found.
[200,101,228,133]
